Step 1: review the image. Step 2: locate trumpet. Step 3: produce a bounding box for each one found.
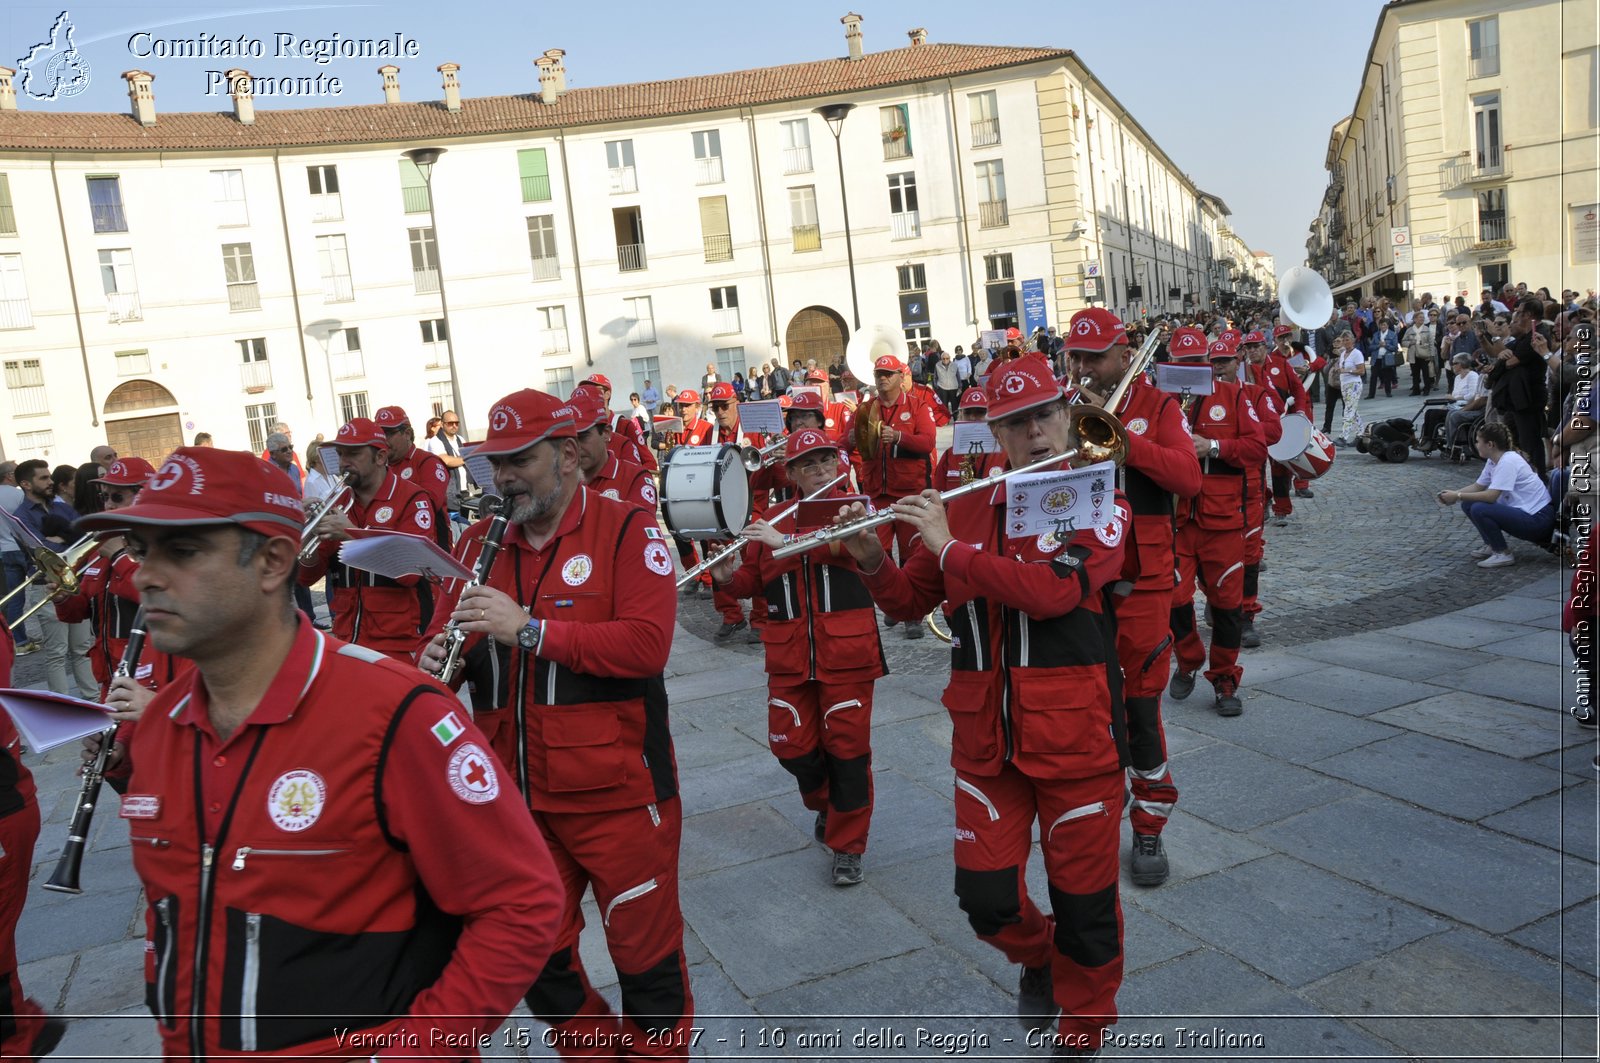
[432,496,509,686]
[44,607,146,895]
[297,474,356,564]
[677,473,847,588]
[5,535,100,632]
[740,437,789,472]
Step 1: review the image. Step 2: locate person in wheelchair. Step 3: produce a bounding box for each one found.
[1422,354,1484,456]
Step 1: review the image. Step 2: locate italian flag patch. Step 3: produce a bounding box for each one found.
[432,712,466,747]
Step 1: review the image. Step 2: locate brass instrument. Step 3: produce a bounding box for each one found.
[740,437,789,472]
[44,607,146,895]
[924,604,953,642]
[297,473,356,564]
[677,473,847,589]
[5,535,99,632]
[432,497,509,686]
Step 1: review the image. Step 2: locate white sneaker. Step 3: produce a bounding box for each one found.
[1477,552,1515,568]
[1469,545,1493,560]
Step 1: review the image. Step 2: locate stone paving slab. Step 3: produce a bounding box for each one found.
[1289,632,1500,681]
[1459,592,1569,625]
[1371,691,1571,758]
[1310,731,1566,821]
[1507,897,1599,980]
[1493,627,1577,666]
[1534,736,1600,781]
[680,801,813,880]
[61,937,147,1013]
[1437,657,1569,709]
[1173,692,1400,765]
[1253,795,1593,935]
[1480,787,1600,860]
[763,767,954,875]
[677,750,796,816]
[1255,665,1448,715]
[1160,744,1356,832]
[1383,613,1537,649]
[15,885,141,965]
[1116,809,1271,892]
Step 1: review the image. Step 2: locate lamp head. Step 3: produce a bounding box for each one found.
[813,103,856,137]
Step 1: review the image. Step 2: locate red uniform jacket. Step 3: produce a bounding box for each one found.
[1178,381,1269,531]
[124,623,560,1059]
[391,445,451,522]
[1260,351,1311,415]
[423,488,678,814]
[608,414,658,472]
[297,470,439,659]
[933,444,1003,491]
[586,453,657,512]
[678,418,716,447]
[720,492,887,684]
[860,470,1131,780]
[0,628,35,818]
[849,388,938,497]
[1115,380,1203,591]
[54,549,180,694]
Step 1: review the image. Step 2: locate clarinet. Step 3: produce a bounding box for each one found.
[433,496,509,685]
[44,607,147,895]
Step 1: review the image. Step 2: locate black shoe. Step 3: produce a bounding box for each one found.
[31,1014,66,1058]
[1017,963,1058,1034]
[882,614,899,629]
[1295,487,1314,498]
[1240,618,1261,649]
[696,583,713,600]
[745,624,764,645]
[813,810,828,843]
[1257,559,1268,572]
[312,619,332,631]
[1215,689,1243,717]
[1130,833,1169,887]
[1168,670,1196,700]
[904,621,924,639]
[831,849,864,887]
[715,620,747,640]
[679,582,699,598]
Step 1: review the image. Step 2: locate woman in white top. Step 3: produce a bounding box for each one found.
[302,441,336,503]
[1436,421,1555,567]
[1335,332,1367,445]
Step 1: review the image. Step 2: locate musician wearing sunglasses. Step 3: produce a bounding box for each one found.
[1066,309,1201,890]
[297,418,440,661]
[569,386,657,512]
[417,388,695,1060]
[837,359,1131,1061]
[709,430,886,887]
[1222,334,1283,649]
[74,447,560,1060]
[374,406,452,544]
[1167,337,1269,718]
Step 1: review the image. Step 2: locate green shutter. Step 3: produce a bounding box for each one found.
[517,149,551,202]
[0,174,13,236]
[399,159,429,213]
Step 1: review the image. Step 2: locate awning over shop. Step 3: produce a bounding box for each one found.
[1331,266,1396,297]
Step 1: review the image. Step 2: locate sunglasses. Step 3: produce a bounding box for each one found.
[710,401,734,411]
[444,420,459,426]
[99,488,138,505]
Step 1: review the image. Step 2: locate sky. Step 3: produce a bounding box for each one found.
[3,0,1389,275]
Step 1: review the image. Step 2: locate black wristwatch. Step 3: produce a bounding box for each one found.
[516,617,542,653]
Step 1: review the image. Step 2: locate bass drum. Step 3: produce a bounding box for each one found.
[659,444,751,540]
[1267,412,1314,467]
[1289,423,1337,480]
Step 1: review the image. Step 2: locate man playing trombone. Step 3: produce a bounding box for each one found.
[835,359,1131,1060]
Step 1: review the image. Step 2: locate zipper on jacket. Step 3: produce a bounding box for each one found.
[1046,800,1109,840]
[351,594,364,644]
[230,846,347,871]
[802,558,817,682]
[820,563,833,614]
[965,601,983,671]
[190,843,215,1060]
[154,897,176,1026]
[955,778,1001,822]
[239,912,262,1051]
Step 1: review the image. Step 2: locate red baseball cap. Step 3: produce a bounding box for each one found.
[807,368,829,383]
[91,456,156,487]
[1241,331,1267,346]
[706,382,737,403]
[1005,326,1023,341]
[374,406,410,430]
[1272,324,1294,338]
[1208,340,1239,361]
[1064,308,1128,353]
[333,418,388,450]
[873,354,908,374]
[77,448,304,540]
[474,389,579,457]
[581,373,613,392]
[1168,327,1209,363]
[566,386,609,432]
[986,358,1064,422]
[786,391,824,413]
[1220,329,1243,348]
[676,389,701,405]
[959,387,989,410]
[784,428,838,464]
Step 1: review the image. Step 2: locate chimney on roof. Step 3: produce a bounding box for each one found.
[908,27,927,46]
[536,49,566,105]
[0,67,15,111]
[439,62,461,112]
[226,69,255,124]
[842,13,864,61]
[379,64,401,104]
[123,69,156,126]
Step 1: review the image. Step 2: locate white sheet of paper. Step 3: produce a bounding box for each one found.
[459,446,499,498]
[651,416,684,435]
[1155,363,1215,396]
[318,445,343,481]
[0,688,114,752]
[789,385,821,399]
[982,330,1007,351]
[1002,461,1117,539]
[737,400,785,435]
[951,420,1001,454]
[338,529,473,582]
[1287,354,1308,369]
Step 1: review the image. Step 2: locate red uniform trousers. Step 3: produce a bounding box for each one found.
[527,799,695,1062]
[1112,586,1179,837]
[954,765,1124,1051]
[1170,522,1245,694]
[1242,472,1268,619]
[767,680,875,854]
[0,802,44,1058]
[1270,461,1299,517]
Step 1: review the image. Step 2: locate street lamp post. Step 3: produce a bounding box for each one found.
[402,147,464,421]
[814,103,860,331]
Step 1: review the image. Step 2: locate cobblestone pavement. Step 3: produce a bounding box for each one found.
[12,388,1594,1061]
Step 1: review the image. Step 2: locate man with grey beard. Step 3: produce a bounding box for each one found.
[418,388,694,1058]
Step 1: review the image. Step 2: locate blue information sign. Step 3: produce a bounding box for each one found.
[1021,278,1047,336]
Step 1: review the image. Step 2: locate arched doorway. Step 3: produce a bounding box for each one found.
[784,306,848,373]
[104,380,183,463]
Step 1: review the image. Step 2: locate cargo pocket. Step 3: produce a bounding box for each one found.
[1012,669,1111,756]
[544,705,626,792]
[815,610,881,671]
[940,670,997,763]
[757,619,805,679]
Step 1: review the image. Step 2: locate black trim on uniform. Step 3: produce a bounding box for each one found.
[373,685,442,852]
[954,865,1024,937]
[616,952,688,1037]
[1047,881,1121,968]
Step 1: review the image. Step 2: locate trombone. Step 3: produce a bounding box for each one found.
[740,437,789,472]
[3,535,100,632]
[297,473,356,564]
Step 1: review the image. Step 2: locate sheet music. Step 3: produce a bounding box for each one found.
[951,420,1001,454]
[459,446,499,499]
[1002,461,1117,540]
[318,445,343,481]
[338,529,473,582]
[737,400,785,435]
[0,688,114,752]
[1155,363,1215,396]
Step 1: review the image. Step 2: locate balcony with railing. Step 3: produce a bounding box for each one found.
[703,233,733,263]
[8,385,47,416]
[240,360,273,392]
[542,329,570,356]
[971,119,1000,147]
[783,145,813,174]
[521,174,552,202]
[311,193,343,222]
[0,298,31,330]
[330,349,366,380]
[423,342,449,370]
[791,224,821,251]
[227,282,260,311]
[712,307,741,335]
[609,166,638,194]
[322,274,354,303]
[890,211,921,240]
[531,255,560,281]
[91,204,127,233]
[1445,152,1510,186]
[695,157,724,185]
[402,186,431,214]
[617,243,647,272]
[1470,213,1514,253]
[0,203,15,236]
[1469,45,1499,79]
[107,291,142,322]
[882,131,911,160]
[978,199,1009,228]
[413,268,440,294]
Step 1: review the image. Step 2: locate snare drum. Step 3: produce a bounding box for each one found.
[659,444,751,540]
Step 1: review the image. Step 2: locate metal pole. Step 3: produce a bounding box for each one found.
[423,173,465,420]
[833,132,860,330]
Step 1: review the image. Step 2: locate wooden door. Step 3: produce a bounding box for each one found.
[106,413,183,464]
